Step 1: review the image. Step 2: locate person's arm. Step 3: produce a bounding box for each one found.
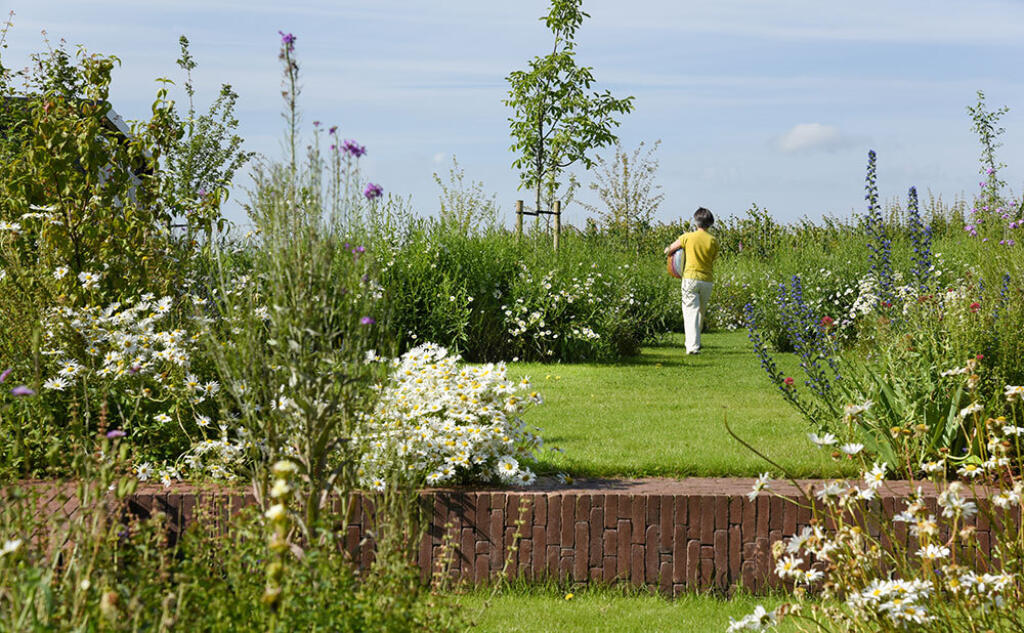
[664,237,683,256]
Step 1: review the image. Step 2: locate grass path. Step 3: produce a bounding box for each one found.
[514,331,853,479]
[457,587,800,633]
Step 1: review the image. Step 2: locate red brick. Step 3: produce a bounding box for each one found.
[462,527,475,575]
[503,527,517,577]
[729,524,742,581]
[641,525,657,583]
[755,536,770,578]
[756,495,770,538]
[700,558,714,588]
[577,494,592,522]
[346,524,360,557]
[714,529,729,589]
[782,500,797,534]
[647,495,660,525]
[533,494,547,526]
[700,496,715,543]
[686,540,700,586]
[977,532,990,570]
[418,533,432,583]
[559,556,573,581]
[489,507,504,567]
[631,496,647,544]
[604,495,618,528]
[603,556,618,582]
[729,496,743,525]
[474,493,490,532]
[474,554,489,583]
[672,525,687,583]
[715,496,729,530]
[688,497,701,539]
[533,525,547,575]
[674,495,687,525]
[659,560,672,594]
[618,493,633,520]
[741,496,756,542]
[547,545,559,576]
[769,496,784,531]
[660,496,673,550]
[741,560,757,590]
[574,521,589,580]
[590,507,604,566]
[519,536,533,579]
[547,495,561,546]
[797,503,812,525]
[561,495,576,547]
[630,543,645,586]
[617,520,630,577]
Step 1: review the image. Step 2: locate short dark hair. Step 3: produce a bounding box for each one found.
[694,207,714,229]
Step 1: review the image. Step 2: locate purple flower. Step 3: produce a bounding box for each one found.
[313,120,321,127]
[364,183,383,200]
[197,187,208,197]
[10,385,34,397]
[278,31,296,52]
[342,140,366,158]
[355,245,365,253]
[360,316,375,325]
[329,126,338,135]
[0,368,10,384]
[106,429,126,439]
[129,365,142,375]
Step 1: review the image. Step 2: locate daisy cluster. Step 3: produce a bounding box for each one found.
[356,343,543,489]
[37,292,245,484]
[503,267,606,354]
[734,398,1024,633]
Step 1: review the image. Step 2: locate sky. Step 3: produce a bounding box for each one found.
[3,1,1024,228]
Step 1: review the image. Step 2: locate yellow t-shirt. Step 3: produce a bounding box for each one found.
[677,229,718,282]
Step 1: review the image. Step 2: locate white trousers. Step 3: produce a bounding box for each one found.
[681,278,713,353]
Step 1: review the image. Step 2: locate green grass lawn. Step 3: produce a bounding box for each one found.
[514,330,852,479]
[456,586,801,633]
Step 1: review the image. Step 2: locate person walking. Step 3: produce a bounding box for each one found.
[664,207,718,355]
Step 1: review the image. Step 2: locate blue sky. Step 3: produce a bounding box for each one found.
[4,1,1024,227]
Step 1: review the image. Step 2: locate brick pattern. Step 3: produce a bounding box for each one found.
[408,491,818,593]
[8,482,1000,593]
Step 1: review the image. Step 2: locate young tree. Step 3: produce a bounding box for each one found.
[580,139,664,240]
[505,0,634,217]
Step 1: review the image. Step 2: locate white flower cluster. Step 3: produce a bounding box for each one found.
[357,343,543,488]
[39,293,243,484]
[726,605,776,632]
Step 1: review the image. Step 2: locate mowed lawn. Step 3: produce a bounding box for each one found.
[458,587,800,633]
[512,331,852,479]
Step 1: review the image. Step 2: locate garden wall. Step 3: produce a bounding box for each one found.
[97,477,996,595]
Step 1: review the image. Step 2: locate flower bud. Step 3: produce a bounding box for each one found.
[272,460,298,478]
[265,503,287,523]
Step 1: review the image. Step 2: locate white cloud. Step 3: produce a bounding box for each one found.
[776,123,856,153]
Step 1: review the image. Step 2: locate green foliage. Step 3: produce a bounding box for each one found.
[505,0,634,214]
[967,89,1008,209]
[163,36,253,241]
[579,140,664,249]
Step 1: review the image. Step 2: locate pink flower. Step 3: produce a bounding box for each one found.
[783,377,795,387]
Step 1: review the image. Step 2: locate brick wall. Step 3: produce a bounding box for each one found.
[117,478,994,594]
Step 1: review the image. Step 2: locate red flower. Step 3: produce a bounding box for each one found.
[976,354,984,361]
[820,316,835,328]
[969,302,981,313]
[783,377,795,387]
